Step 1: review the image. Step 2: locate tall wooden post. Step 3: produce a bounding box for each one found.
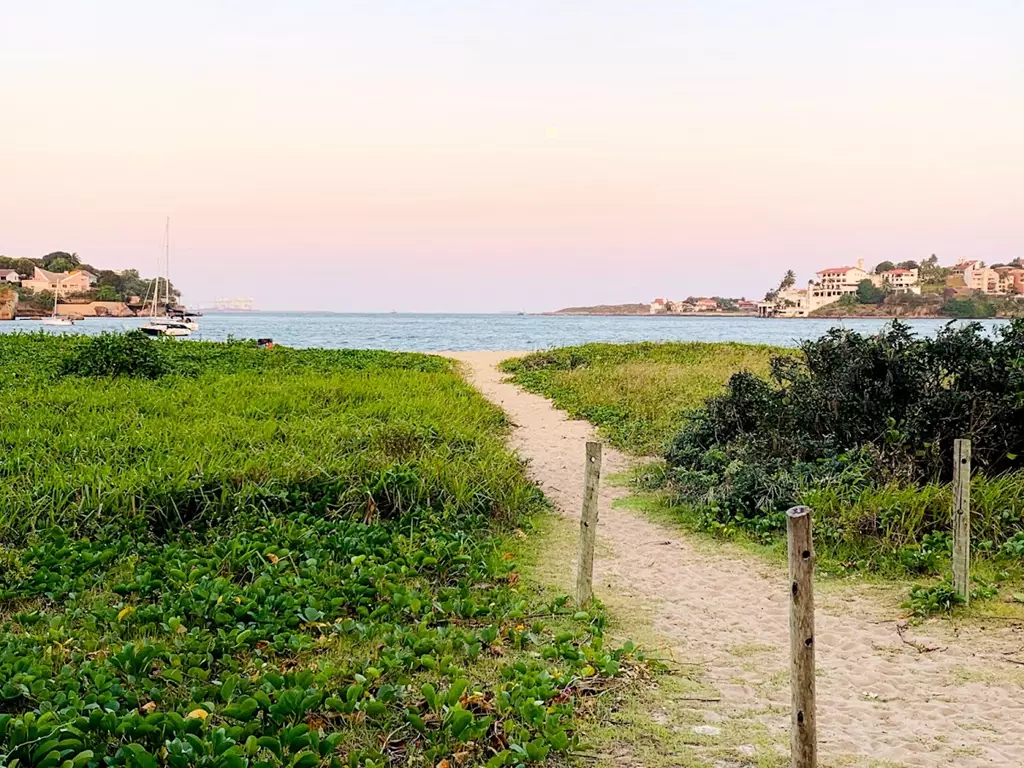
[952,438,972,602]
[787,506,816,768]
[576,441,603,607]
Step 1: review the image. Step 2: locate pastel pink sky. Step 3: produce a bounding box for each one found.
[2,2,1022,311]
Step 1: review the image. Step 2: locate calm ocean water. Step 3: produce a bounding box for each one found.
[0,313,1009,351]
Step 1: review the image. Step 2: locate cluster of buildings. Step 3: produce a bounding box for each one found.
[758,259,919,317]
[949,260,1024,295]
[649,297,759,315]
[0,266,99,295]
[758,258,1024,318]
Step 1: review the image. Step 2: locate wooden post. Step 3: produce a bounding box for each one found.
[952,438,971,603]
[576,441,603,607]
[787,506,816,768]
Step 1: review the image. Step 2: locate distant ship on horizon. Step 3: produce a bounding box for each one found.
[205,297,257,312]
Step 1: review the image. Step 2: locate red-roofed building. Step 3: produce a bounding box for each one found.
[810,259,873,306]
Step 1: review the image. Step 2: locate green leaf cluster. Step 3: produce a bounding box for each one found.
[0,335,645,767]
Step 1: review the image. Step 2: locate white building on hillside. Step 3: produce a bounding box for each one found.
[809,261,873,306]
[879,268,921,294]
[760,258,921,317]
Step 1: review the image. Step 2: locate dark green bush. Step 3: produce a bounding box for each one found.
[941,296,997,319]
[58,330,169,379]
[855,279,885,304]
[666,320,1024,540]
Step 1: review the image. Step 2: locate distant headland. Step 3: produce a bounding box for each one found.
[0,251,179,321]
[549,297,758,316]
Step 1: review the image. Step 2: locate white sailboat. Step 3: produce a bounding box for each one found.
[42,288,74,327]
[141,218,196,338]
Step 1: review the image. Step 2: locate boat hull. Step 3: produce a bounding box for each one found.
[140,324,192,338]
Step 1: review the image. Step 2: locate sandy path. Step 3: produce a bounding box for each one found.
[450,351,1024,768]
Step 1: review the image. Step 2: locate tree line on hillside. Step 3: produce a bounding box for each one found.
[0,251,178,310]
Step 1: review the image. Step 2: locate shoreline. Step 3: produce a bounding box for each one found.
[542,312,997,320]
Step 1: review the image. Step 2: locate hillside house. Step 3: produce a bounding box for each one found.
[649,298,667,314]
[759,287,813,317]
[994,267,1024,295]
[694,298,720,312]
[879,268,921,294]
[762,259,878,317]
[947,261,992,292]
[944,261,1024,295]
[0,269,21,284]
[21,267,98,297]
[810,261,874,304]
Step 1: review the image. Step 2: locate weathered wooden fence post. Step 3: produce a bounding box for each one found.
[576,441,603,607]
[952,438,972,603]
[787,505,817,768]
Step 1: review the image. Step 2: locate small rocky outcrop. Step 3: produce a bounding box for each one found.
[0,287,17,321]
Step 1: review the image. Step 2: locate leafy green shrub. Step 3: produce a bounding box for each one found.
[907,580,966,616]
[665,321,1024,552]
[1002,532,1024,558]
[898,532,951,574]
[856,279,885,304]
[58,330,169,379]
[907,579,998,616]
[941,296,997,319]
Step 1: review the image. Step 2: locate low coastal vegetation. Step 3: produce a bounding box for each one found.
[665,323,1024,549]
[808,287,1012,319]
[500,342,779,455]
[0,332,644,767]
[505,326,1024,605]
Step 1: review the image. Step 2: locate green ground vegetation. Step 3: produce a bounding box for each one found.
[499,342,780,455]
[0,332,646,768]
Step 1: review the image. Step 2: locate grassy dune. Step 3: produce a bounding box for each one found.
[500,342,780,454]
[0,332,646,768]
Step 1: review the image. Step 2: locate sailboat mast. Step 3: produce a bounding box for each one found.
[164,217,170,310]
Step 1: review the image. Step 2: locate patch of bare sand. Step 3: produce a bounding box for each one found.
[448,350,1024,768]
